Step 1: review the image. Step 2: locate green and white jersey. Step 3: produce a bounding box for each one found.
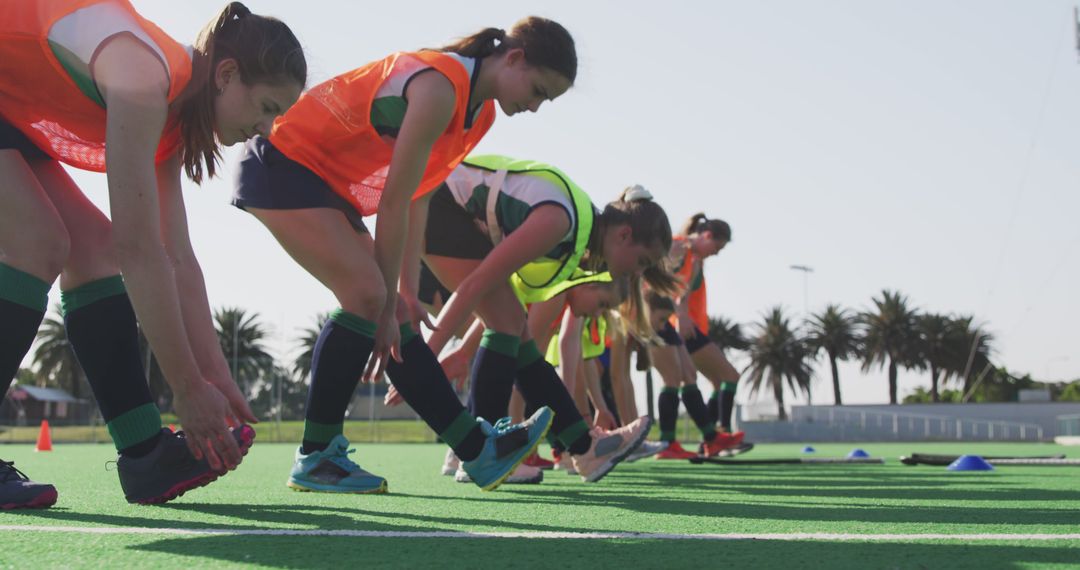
[444,163,580,260]
[370,52,484,139]
[46,1,180,108]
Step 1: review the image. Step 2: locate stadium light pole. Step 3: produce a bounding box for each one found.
[789,265,813,316]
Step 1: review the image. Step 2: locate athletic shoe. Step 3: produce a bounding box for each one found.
[523,452,555,470]
[0,460,57,510]
[656,440,697,460]
[552,450,577,475]
[455,463,543,484]
[461,406,553,491]
[118,425,255,505]
[625,440,669,463]
[286,434,387,494]
[441,448,459,476]
[571,415,653,483]
[702,432,739,457]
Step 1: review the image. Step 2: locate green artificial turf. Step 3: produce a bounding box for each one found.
[1,442,1078,569]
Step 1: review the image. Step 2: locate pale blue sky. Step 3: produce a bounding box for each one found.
[31,1,1080,410]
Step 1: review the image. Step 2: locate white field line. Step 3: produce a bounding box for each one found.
[1,525,1079,541]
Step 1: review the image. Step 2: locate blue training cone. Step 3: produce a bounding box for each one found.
[846,448,870,459]
[802,446,816,454]
[947,455,994,472]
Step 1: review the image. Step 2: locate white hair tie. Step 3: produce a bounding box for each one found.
[623,184,653,202]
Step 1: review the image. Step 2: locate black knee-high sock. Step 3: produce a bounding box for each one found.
[515,340,591,455]
[467,330,518,423]
[0,263,49,400]
[658,386,679,442]
[302,310,375,454]
[62,276,160,457]
[386,325,485,461]
[680,384,716,441]
[707,391,720,426]
[720,383,737,431]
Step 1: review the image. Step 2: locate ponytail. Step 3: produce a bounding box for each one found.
[438,16,577,83]
[678,212,732,242]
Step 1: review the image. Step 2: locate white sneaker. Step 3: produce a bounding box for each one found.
[626,440,669,463]
[553,452,577,475]
[571,416,653,483]
[455,463,543,484]
[441,448,459,476]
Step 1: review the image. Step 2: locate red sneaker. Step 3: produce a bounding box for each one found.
[702,432,738,457]
[655,440,697,460]
[523,452,555,470]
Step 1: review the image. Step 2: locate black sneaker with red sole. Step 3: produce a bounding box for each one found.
[117,425,255,505]
[1,459,57,510]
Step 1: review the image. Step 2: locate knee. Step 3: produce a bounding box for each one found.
[336,279,387,320]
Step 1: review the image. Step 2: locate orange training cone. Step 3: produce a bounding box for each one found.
[35,420,53,452]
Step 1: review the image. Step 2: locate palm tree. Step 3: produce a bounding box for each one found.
[942,316,994,400]
[744,307,813,420]
[214,307,275,401]
[859,290,918,404]
[31,304,90,401]
[707,315,750,351]
[805,304,859,405]
[292,312,329,383]
[914,313,952,402]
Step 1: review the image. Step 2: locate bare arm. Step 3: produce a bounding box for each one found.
[557,311,584,397]
[400,193,435,332]
[364,71,456,381]
[96,35,239,469]
[609,331,638,423]
[427,205,570,355]
[527,293,568,351]
[156,155,257,425]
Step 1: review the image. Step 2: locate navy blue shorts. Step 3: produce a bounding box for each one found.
[232,136,368,232]
[0,120,50,161]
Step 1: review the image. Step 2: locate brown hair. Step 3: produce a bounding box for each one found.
[588,185,674,272]
[439,17,577,83]
[679,213,732,242]
[178,2,306,183]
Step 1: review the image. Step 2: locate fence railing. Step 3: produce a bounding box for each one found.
[793,407,1045,442]
[1058,414,1080,437]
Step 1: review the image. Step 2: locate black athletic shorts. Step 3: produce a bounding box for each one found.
[232,136,368,232]
[424,184,492,259]
[0,120,50,161]
[657,322,684,346]
[685,325,711,354]
[417,261,452,306]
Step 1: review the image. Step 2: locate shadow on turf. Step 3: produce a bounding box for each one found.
[127,535,1080,569]
[3,501,601,535]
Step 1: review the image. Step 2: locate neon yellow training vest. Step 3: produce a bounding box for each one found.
[463,155,596,303]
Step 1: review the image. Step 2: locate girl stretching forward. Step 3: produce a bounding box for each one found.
[233,19,576,493]
[0,1,305,506]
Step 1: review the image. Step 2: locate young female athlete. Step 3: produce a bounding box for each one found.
[232,19,577,493]
[419,156,674,482]
[649,214,743,459]
[669,215,744,449]
[0,1,306,508]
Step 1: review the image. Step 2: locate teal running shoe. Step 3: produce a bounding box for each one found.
[462,406,553,491]
[286,435,387,494]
